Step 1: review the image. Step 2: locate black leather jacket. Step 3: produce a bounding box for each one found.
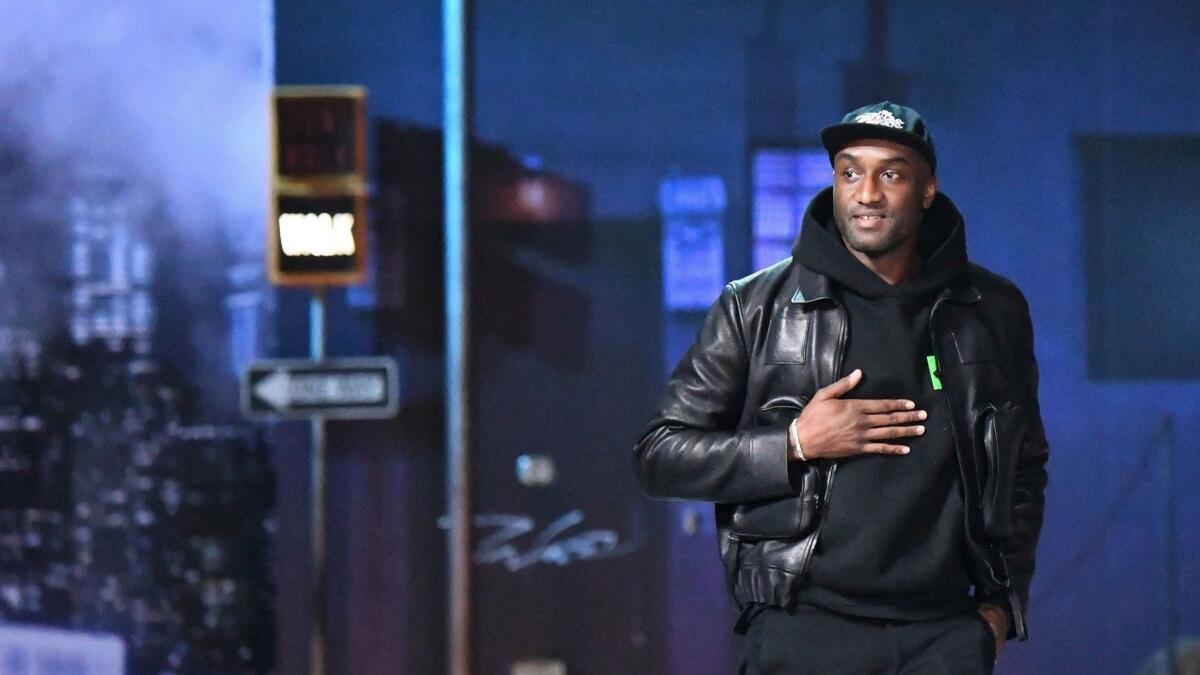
[634,256,1049,640]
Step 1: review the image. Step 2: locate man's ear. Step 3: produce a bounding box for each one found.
[922,174,939,209]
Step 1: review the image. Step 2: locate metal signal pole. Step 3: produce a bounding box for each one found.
[309,289,328,675]
[444,1,473,673]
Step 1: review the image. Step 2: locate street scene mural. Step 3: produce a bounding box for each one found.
[0,3,274,673]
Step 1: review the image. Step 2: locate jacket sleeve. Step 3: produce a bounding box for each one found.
[1006,292,1050,618]
[633,283,795,504]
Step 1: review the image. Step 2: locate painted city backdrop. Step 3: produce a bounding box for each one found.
[0,3,275,673]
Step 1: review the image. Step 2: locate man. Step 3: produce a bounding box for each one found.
[634,102,1048,674]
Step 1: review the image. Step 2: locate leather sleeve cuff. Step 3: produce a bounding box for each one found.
[744,424,794,498]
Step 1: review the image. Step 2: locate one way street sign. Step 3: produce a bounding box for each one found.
[241,357,399,420]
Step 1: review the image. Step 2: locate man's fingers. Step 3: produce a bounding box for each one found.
[863,410,927,427]
[862,425,925,441]
[812,369,862,401]
[862,443,910,455]
[855,399,918,414]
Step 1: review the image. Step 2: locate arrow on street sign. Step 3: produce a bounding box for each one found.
[241,357,399,420]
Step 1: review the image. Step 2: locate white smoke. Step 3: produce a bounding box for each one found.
[0,0,272,254]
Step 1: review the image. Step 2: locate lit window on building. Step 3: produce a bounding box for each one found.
[751,148,829,271]
[658,175,726,312]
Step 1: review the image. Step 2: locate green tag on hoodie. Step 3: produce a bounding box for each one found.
[926,354,943,390]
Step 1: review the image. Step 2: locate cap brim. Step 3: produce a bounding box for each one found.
[820,123,934,172]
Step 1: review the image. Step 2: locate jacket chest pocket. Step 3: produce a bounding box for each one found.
[952,325,997,365]
[764,306,811,364]
[948,322,1016,403]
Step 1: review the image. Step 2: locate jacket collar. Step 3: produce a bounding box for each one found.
[789,262,836,304]
[941,277,982,304]
[790,260,982,305]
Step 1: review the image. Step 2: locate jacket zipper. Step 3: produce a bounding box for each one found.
[827,297,847,490]
[796,300,848,570]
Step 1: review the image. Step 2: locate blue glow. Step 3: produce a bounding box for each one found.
[751,148,830,271]
[659,176,726,311]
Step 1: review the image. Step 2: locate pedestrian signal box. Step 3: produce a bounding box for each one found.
[270,86,368,286]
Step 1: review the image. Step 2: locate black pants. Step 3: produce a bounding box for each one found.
[739,604,995,675]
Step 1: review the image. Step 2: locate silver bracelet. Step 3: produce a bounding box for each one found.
[788,418,808,462]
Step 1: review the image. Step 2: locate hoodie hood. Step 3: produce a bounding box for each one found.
[792,186,967,299]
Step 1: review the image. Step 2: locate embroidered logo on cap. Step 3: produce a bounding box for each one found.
[853,110,905,129]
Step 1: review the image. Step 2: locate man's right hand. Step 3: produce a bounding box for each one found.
[790,368,926,461]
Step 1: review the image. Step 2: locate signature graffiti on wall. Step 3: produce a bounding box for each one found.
[438,510,639,572]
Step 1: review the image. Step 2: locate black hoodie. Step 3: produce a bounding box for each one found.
[791,187,977,619]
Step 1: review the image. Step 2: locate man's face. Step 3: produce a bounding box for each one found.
[831,139,937,259]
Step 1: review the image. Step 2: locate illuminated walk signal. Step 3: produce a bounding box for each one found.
[271,192,366,283]
[270,86,368,286]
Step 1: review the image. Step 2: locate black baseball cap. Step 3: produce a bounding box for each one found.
[820,101,937,174]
